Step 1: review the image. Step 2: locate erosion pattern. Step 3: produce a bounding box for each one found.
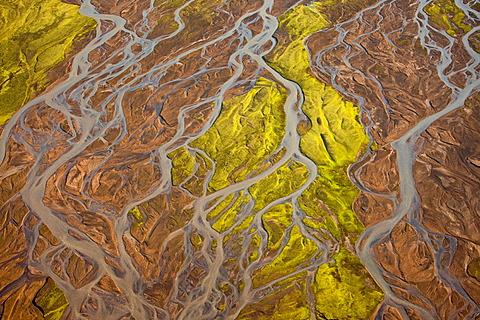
[0,0,478,320]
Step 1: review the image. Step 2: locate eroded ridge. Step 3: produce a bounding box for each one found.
[308,0,480,318]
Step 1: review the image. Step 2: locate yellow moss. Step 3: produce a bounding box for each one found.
[194,152,213,176]
[249,250,259,262]
[269,8,368,169]
[34,278,69,320]
[190,234,203,246]
[128,207,143,226]
[211,192,251,233]
[467,258,480,280]
[0,0,96,125]
[238,281,245,293]
[309,0,341,14]
[168,147,196,186]
[301,217,323,230]
[263,3,382,318]
[266,5,370,275]
[253,225,318,288]
[272,285,311,319]
[249,161,309,212]
[190,78,287,192]
[299,176,365,240]
[156,0,189,8]
[424,0,472,36]
[261,203,293,250]
[314,250,384,320]
[278,5,329,38]
[251,233,261,248]
[237,277,311,320]
[268,2,369,240]
[231,214,255,235]
[207,194,236,220]
[188,2,382,318]
[0,111,15,125]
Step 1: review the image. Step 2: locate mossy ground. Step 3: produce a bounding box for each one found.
[467,258,480,281]
[128,206,144,226]
[423,0,472,37]
[34,278,69,320]
[0,0,96,125]
[314,250,384,319]
[189,77,288,192]
[4,1,94,315]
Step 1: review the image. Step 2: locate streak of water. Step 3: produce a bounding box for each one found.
[1,0,478,318]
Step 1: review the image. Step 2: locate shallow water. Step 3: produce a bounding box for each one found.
[0,0,478,318]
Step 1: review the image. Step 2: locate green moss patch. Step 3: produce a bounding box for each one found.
[314,250,384,319]
[34,278,69,320]
[190,78,287,192]
[0,0,96,124]
[423,0,472,37]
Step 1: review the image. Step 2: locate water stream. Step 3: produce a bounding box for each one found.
[0,0,478,318]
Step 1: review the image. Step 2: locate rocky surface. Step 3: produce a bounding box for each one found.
[0,0,479,319]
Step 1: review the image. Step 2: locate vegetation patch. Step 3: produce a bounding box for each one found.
[262,3,381,318]
[314,250,384,319]
[128,206,144,226]
[168,147,196,186]
[0,0,96,125]
[253,225,318,288]
[237,277,311,320]
[423,0,472,37]
[34,278,69,320]
[261,203,293,251]
[190,77,287,192]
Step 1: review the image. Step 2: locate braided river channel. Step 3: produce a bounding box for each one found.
[0,0,479,319]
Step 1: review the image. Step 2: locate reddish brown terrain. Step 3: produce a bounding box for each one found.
[0,0,479,319]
